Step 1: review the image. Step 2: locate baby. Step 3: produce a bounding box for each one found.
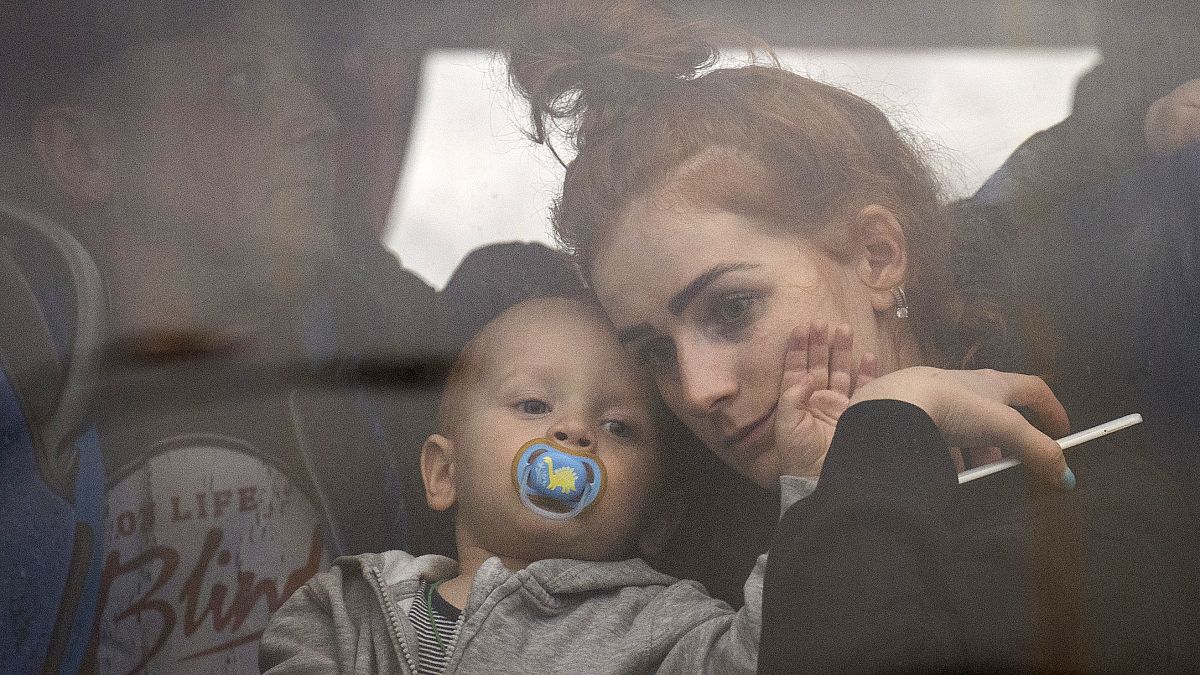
[260,296,811,673]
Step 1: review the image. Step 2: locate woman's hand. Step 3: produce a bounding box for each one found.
[850,367,1074,487]
[773,322,876,479]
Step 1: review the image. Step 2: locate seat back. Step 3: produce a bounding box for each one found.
[0,202,106,674]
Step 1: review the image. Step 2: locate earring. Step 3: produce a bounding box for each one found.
[891,286,909,319]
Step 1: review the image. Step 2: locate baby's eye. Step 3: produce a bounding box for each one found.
[601,419,633,438]
[516,399,551,415]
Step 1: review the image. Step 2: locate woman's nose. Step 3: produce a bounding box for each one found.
[548,415,593,449]
[676,341,737,417]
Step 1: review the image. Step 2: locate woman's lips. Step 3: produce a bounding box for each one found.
[723,403,777,458]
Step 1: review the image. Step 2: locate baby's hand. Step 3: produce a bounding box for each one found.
[773,322,876,479]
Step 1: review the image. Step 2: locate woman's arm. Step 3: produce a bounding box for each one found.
[759,399,965,673]
[850,367,1071,486]
[759,368,1073,673]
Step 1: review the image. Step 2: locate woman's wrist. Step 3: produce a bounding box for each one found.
[818,399,954,491]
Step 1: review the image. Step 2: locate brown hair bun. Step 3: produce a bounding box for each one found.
[505,0,757,148]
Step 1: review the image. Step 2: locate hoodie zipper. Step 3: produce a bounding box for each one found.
[369,566,419,673]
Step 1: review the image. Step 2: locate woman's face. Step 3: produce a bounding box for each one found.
[591,195,896,485]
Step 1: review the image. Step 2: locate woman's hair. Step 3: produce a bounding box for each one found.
[505,0,1018,370]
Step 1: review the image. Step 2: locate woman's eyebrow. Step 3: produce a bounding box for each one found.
[666,263,758,316]
[618,262,760,343]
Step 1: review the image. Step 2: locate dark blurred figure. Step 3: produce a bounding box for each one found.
[969,0,1200,382]
[967,1,1200,521]
[0,1,468,671]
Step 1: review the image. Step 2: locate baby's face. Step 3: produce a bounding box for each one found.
[450,297,662,562]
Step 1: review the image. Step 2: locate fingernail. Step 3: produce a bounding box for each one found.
[1059,466,1076,491]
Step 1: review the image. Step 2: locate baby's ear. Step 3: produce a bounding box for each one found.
[421,434,458,512]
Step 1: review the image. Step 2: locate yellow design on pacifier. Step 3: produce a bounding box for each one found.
[511,438,607,520]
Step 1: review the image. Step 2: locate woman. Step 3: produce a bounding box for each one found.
[505,1,1198,671]
[505,0,1068,471]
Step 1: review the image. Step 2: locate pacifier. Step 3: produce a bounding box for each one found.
[511,438,606,520]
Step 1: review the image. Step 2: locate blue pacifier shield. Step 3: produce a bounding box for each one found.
[512,438,606,520]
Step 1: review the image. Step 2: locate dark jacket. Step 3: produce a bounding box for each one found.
[760,400,1200,673]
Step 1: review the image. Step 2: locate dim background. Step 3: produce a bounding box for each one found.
[390,47,1098,288]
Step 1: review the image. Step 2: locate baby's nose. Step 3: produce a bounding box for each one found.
[549,419,593,449]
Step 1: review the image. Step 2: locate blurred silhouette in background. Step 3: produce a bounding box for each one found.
[0,0,470,670]
[967,0,1200,521]
[3,0,1199,671]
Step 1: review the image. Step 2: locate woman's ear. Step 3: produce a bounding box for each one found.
[33,104,114,202]
[852,205,909,312]
[421,434,458,512]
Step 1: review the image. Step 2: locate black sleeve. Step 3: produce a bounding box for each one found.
[758,399,965,674]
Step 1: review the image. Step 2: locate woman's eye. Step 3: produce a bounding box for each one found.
[707,293,759,335]
[601,419,632,438]
[715,295,754,323]
[516,399,551,415]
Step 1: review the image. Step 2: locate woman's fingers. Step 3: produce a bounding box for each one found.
[949,447,966,473]
[954,391,1068,487]
[994,371,1070,440]
[828,324,853,397]
[964,446,1003,469]
[982,371,1072,487]
[851,367,1073,488]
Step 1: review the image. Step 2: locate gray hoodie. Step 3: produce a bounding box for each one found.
[260,477,814,674]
